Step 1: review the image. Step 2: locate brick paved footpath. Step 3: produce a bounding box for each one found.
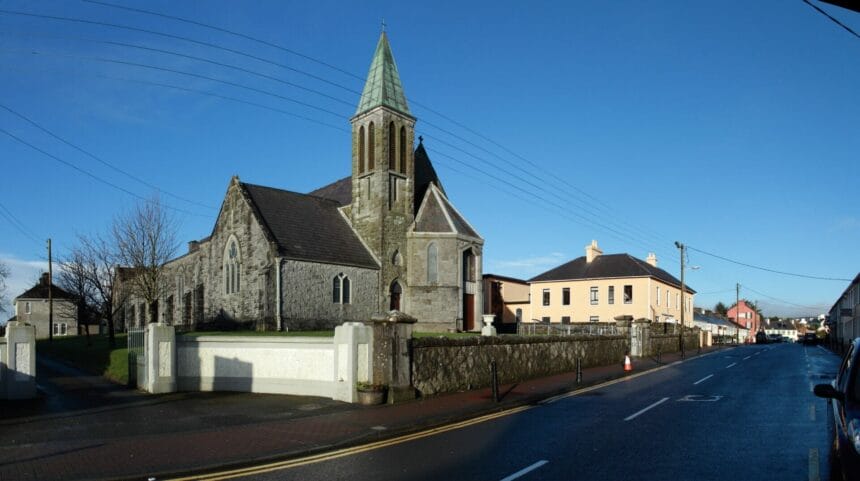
[0,346,732,481]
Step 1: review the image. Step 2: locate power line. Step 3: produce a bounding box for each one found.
[742,284,829,311]
[688,245,852,281]
[0,201,42,245]
[802,0,860,40]
[68,2,676,248]
[81,0,366,81]
[1,7,677,251]
[0,127,206,218]
[0,102,215,210]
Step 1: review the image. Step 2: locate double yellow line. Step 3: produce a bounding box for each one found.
[168,405,532,480]
[170,348,724,480]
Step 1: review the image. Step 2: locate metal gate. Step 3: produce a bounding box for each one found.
[127,327,146,389]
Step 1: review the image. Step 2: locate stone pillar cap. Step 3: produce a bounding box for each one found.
[370,310,417,324]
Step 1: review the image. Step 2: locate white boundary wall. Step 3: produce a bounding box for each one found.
[1,322,37,400]
[144,322,372,403]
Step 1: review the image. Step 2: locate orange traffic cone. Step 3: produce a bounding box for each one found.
[624,355,633,372]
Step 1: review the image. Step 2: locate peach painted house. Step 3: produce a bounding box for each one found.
[483,274,529,333]
[528,240,695,325]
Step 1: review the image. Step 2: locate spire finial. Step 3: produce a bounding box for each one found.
[381,18,386,33]
[418,135,423,144]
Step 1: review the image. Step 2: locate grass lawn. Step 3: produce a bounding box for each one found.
[179,330,334,337]
[37,333,129,385]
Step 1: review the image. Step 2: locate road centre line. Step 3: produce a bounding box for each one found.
[726,362,737,368]
[624,397,670,421]
[693,374,713,385]
[499,460,549,481]
[743,356,751,360]
[809,448,820,481]
[541,347,726,404]
[817,346,830,354]
[172,348,730,481]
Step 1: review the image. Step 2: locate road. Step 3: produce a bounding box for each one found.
[183,343,841,481]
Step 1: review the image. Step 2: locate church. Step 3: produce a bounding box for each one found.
[122,33,484,333]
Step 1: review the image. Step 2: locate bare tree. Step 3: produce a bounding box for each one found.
[58,249,96,345]
[60,234,128,348]
[113,197,178,325]
[0,260,9,315]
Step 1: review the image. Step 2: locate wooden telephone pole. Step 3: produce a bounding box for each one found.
[736,282,740,345]
[48,238,53,342]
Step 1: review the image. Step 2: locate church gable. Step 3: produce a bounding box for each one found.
[413,184,481,240]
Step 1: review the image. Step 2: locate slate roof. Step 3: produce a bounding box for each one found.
[241,183,378,269]
[15,277,75,300]
[309,176,352,206]
[355,32,411,117]
[530,253,696,293]
[414,185,480,238]
[413,141,445,215]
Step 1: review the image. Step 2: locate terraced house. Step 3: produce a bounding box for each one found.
[119,33,484,333]
[528,240,695,325]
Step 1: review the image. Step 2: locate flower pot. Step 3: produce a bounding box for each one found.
[357,389,386,405]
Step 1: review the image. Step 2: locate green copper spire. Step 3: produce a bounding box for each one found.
[355,32,411,117]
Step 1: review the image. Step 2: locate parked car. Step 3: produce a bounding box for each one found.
[802,332,818,345]
[755,331,768,344]
[813,338,860,481]
[767,334,782,343]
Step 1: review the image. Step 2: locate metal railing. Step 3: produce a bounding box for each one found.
[517,322,618,337]
[127,327,146,388]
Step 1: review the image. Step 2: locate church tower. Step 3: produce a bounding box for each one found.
[350,32,416,313]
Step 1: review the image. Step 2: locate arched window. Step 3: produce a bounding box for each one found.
[358,125,365,173]
[427,243,438,284]
[224,238,241,294]
[388,121,396,171]
[332,273,351,304]
[368,122,375,170]
[399,126,407,174]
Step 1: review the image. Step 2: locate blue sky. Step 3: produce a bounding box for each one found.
[1,0,858,319]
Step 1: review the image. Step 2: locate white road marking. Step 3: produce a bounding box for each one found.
[500,460,549,481]
[677,394,722,402]
[754,352,761,356]
[810,404,816,422]
[809,448,820,481]
[726,362,737,368]
[817,346,829,353]
[624,397,670,421]
[693,374,714,385]
[743,356,751,360]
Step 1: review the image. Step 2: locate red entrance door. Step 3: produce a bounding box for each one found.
[463,293,475,331]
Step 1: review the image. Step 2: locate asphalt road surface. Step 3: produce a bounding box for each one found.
[188,343,842,481]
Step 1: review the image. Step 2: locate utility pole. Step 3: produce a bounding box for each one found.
[735,282,740,345]
[675,241,685,358]
[48,238,53,343]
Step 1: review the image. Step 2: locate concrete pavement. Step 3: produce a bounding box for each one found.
[0,345,731,481]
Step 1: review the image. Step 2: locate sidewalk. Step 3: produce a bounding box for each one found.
[0,345,731,481]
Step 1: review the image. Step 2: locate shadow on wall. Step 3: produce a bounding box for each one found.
[211,355,253,393]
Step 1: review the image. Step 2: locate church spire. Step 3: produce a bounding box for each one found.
[355,31,411,117]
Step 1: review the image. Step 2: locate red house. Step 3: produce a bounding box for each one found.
[728,300,761,343]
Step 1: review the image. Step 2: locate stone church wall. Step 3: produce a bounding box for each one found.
[280,260,378,330]
[407,234,483,331]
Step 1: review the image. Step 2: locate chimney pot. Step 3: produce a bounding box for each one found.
[585,240,603,263]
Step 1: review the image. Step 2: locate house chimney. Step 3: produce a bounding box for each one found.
[585,240,603,263]
[188,240,200,253]
[646,253,658,267]
[40,272,50,286]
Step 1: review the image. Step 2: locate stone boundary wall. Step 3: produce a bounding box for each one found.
[411,335,628,396]
[648,332,701,357]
